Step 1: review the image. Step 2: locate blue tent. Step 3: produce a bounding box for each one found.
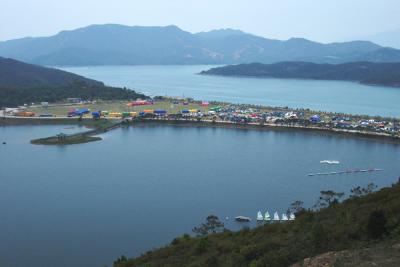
[181,109,189,114]
[92,111,101,118]
[74,108,90,116]
[154,109,167,114]
[310,115,321,123]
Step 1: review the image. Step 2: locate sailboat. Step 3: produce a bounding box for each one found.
[273,211,280,221]
[281,213,289,221]
[257,211,264,221]
[289,213,296,220]
[264,211,271,221]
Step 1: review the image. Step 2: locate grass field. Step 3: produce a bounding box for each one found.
[26,100,215,117]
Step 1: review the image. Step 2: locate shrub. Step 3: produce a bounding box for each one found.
[367,210,387,239]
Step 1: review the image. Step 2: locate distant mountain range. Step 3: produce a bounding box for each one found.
[1,24,400,66]
[0,57,145,107]
[364,29,400,49]
[200,62,400,87]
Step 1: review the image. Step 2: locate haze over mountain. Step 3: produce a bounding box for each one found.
[1,24,400,66]
[363,28,400,49]
[201,62,400,88]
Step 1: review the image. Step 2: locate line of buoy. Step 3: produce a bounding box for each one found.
[308,168,382,177]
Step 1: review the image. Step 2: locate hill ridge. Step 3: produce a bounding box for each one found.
[201,61,400,87]
[1,24,399,65]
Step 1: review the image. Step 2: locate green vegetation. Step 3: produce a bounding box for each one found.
[0,56,146,107]
[0,84,146,108]
[201,62,400,87]
[31,134,102,145]
[114,182,400,267]
[30,119,119,145]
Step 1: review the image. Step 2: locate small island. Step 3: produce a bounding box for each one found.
[28,119,121,145]
[30,133,102,145]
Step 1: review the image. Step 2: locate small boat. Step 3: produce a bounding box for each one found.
[289,213,296,220]
[235,216,251,222]
[273,212,280,221]
[257,211,264,221]
[320,160,340,164]
[264,211,271,221]
[281,213,289,221]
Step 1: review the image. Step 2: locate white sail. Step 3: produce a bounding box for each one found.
[289,213,296,220]
[257,211,264,221]
[264,211,271,221]
[281,213,289,221]
[273,211,280,221]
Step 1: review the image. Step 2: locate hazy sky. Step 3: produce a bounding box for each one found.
[1,0,399,42]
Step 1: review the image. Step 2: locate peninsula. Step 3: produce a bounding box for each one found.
[2,97,399,145]
[200,61,400,88]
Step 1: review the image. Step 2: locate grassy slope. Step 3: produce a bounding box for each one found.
[115,182,400,267]
[0,57,146,107]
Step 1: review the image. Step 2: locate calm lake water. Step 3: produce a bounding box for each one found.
[1,125,399,267]
[61,65,400,117]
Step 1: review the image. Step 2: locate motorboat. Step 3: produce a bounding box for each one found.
[320,160,340,164]
[235,216,251,222]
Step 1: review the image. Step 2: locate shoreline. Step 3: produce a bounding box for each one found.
[132,119,400,144]
[2,116,399,145]
[0,117,121,145]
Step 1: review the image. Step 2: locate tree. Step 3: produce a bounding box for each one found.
[314,190,345,209]
[290,200,304,214]
[192,215,224,236]
[350,183,377,198]
[113,255,128,267]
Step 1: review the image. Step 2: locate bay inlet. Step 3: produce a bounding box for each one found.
[1,124,399,267]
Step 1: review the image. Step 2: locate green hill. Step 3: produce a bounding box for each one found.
[0,57,146,107]
[201,62,400,87]
[114,181,400,267]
